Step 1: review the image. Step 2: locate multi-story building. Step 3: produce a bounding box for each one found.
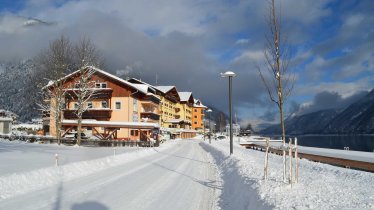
[44,67,160,141]
[192,99,207,131]
[175,92,194,128]
[127,79,200,139]
[154,86,181,128]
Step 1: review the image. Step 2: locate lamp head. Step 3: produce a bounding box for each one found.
[207,109,212,112]
[221,71,236,78]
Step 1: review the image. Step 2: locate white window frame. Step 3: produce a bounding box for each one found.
[115,101,121,110]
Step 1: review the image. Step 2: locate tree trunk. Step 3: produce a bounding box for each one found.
[56,116,61,145]
[280,103,286,182]
[289,139,293,187]
[77,116,82,146]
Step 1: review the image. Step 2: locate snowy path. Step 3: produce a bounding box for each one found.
[0,139,218,210]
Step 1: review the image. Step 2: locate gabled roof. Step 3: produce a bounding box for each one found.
[127,78,159,93]
[194,99,207,108]
[155,86,176,94]
[132,84,157,94]
[128,78,180,102]
[44,66,148,94]
[178,92,193,102]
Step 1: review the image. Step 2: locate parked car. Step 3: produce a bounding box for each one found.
[74,133,88,139]
[66,132,88,139]
[215,135,226,140]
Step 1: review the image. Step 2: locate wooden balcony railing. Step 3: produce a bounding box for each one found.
[63,109,112,119]
[140,112,160,121]
[65,88,113,100]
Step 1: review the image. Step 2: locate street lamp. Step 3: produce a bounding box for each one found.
[221,71,236,155]
[206,109,212,144]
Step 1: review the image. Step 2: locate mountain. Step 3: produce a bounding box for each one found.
[261,89,374,135]
[0,60,41,122]
[324,90,374,134]
[261,109,339,135]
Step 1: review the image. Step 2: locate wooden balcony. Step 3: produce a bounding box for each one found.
[63,109,112,120]
[141,95,160,106]
[140,112,160,121]
[65,88,113,100]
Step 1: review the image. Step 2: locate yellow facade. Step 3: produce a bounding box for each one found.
[159,96,177,127]
[174,102,192,129]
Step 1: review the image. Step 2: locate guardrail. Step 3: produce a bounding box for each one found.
[0,134,156,147]
[240,142,374,172]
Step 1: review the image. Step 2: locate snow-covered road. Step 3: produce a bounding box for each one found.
[0,139,218,210]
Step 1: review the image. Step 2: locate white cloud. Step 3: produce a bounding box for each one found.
[233,50,263,63]
[295,77,373,98]
[235,38,249,45]
[344,14,365,27]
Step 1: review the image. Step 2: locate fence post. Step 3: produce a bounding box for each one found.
[289,138,293,187]
[264,137,270,180]
[55,153,59,167]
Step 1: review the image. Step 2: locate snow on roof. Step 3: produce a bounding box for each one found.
[194,99,207,108]
[62,119,159,128]
[178,92,192,102]
[132,84,150,94]
[43,66,148,94]
[0,117,13,122]
[155,86,176,94]
[128,78,160,92]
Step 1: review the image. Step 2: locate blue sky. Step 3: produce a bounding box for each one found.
[0,0,373,128]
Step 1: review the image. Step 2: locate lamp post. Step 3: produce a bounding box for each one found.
[221,71,236,155]
[206,109,212,144]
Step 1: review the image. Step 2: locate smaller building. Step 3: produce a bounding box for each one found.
[225,124,240,136]
[0,117,12,134]
[0,110,17,135]
[192,99,207,131]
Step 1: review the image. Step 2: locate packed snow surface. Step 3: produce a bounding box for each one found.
[1,137,373,210]
[0,139,217,210]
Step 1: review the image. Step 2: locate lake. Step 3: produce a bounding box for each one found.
[285,135,374,152]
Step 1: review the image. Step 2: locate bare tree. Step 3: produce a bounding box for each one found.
[73,36,104,70]
[70,37,103,145]
[36,35,104,145]
[257,0,295,182]
[37,35,73,145]
[68,66,97,146]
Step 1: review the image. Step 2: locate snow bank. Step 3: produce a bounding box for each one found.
[0,141,177,200]
[202,139,374,210]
